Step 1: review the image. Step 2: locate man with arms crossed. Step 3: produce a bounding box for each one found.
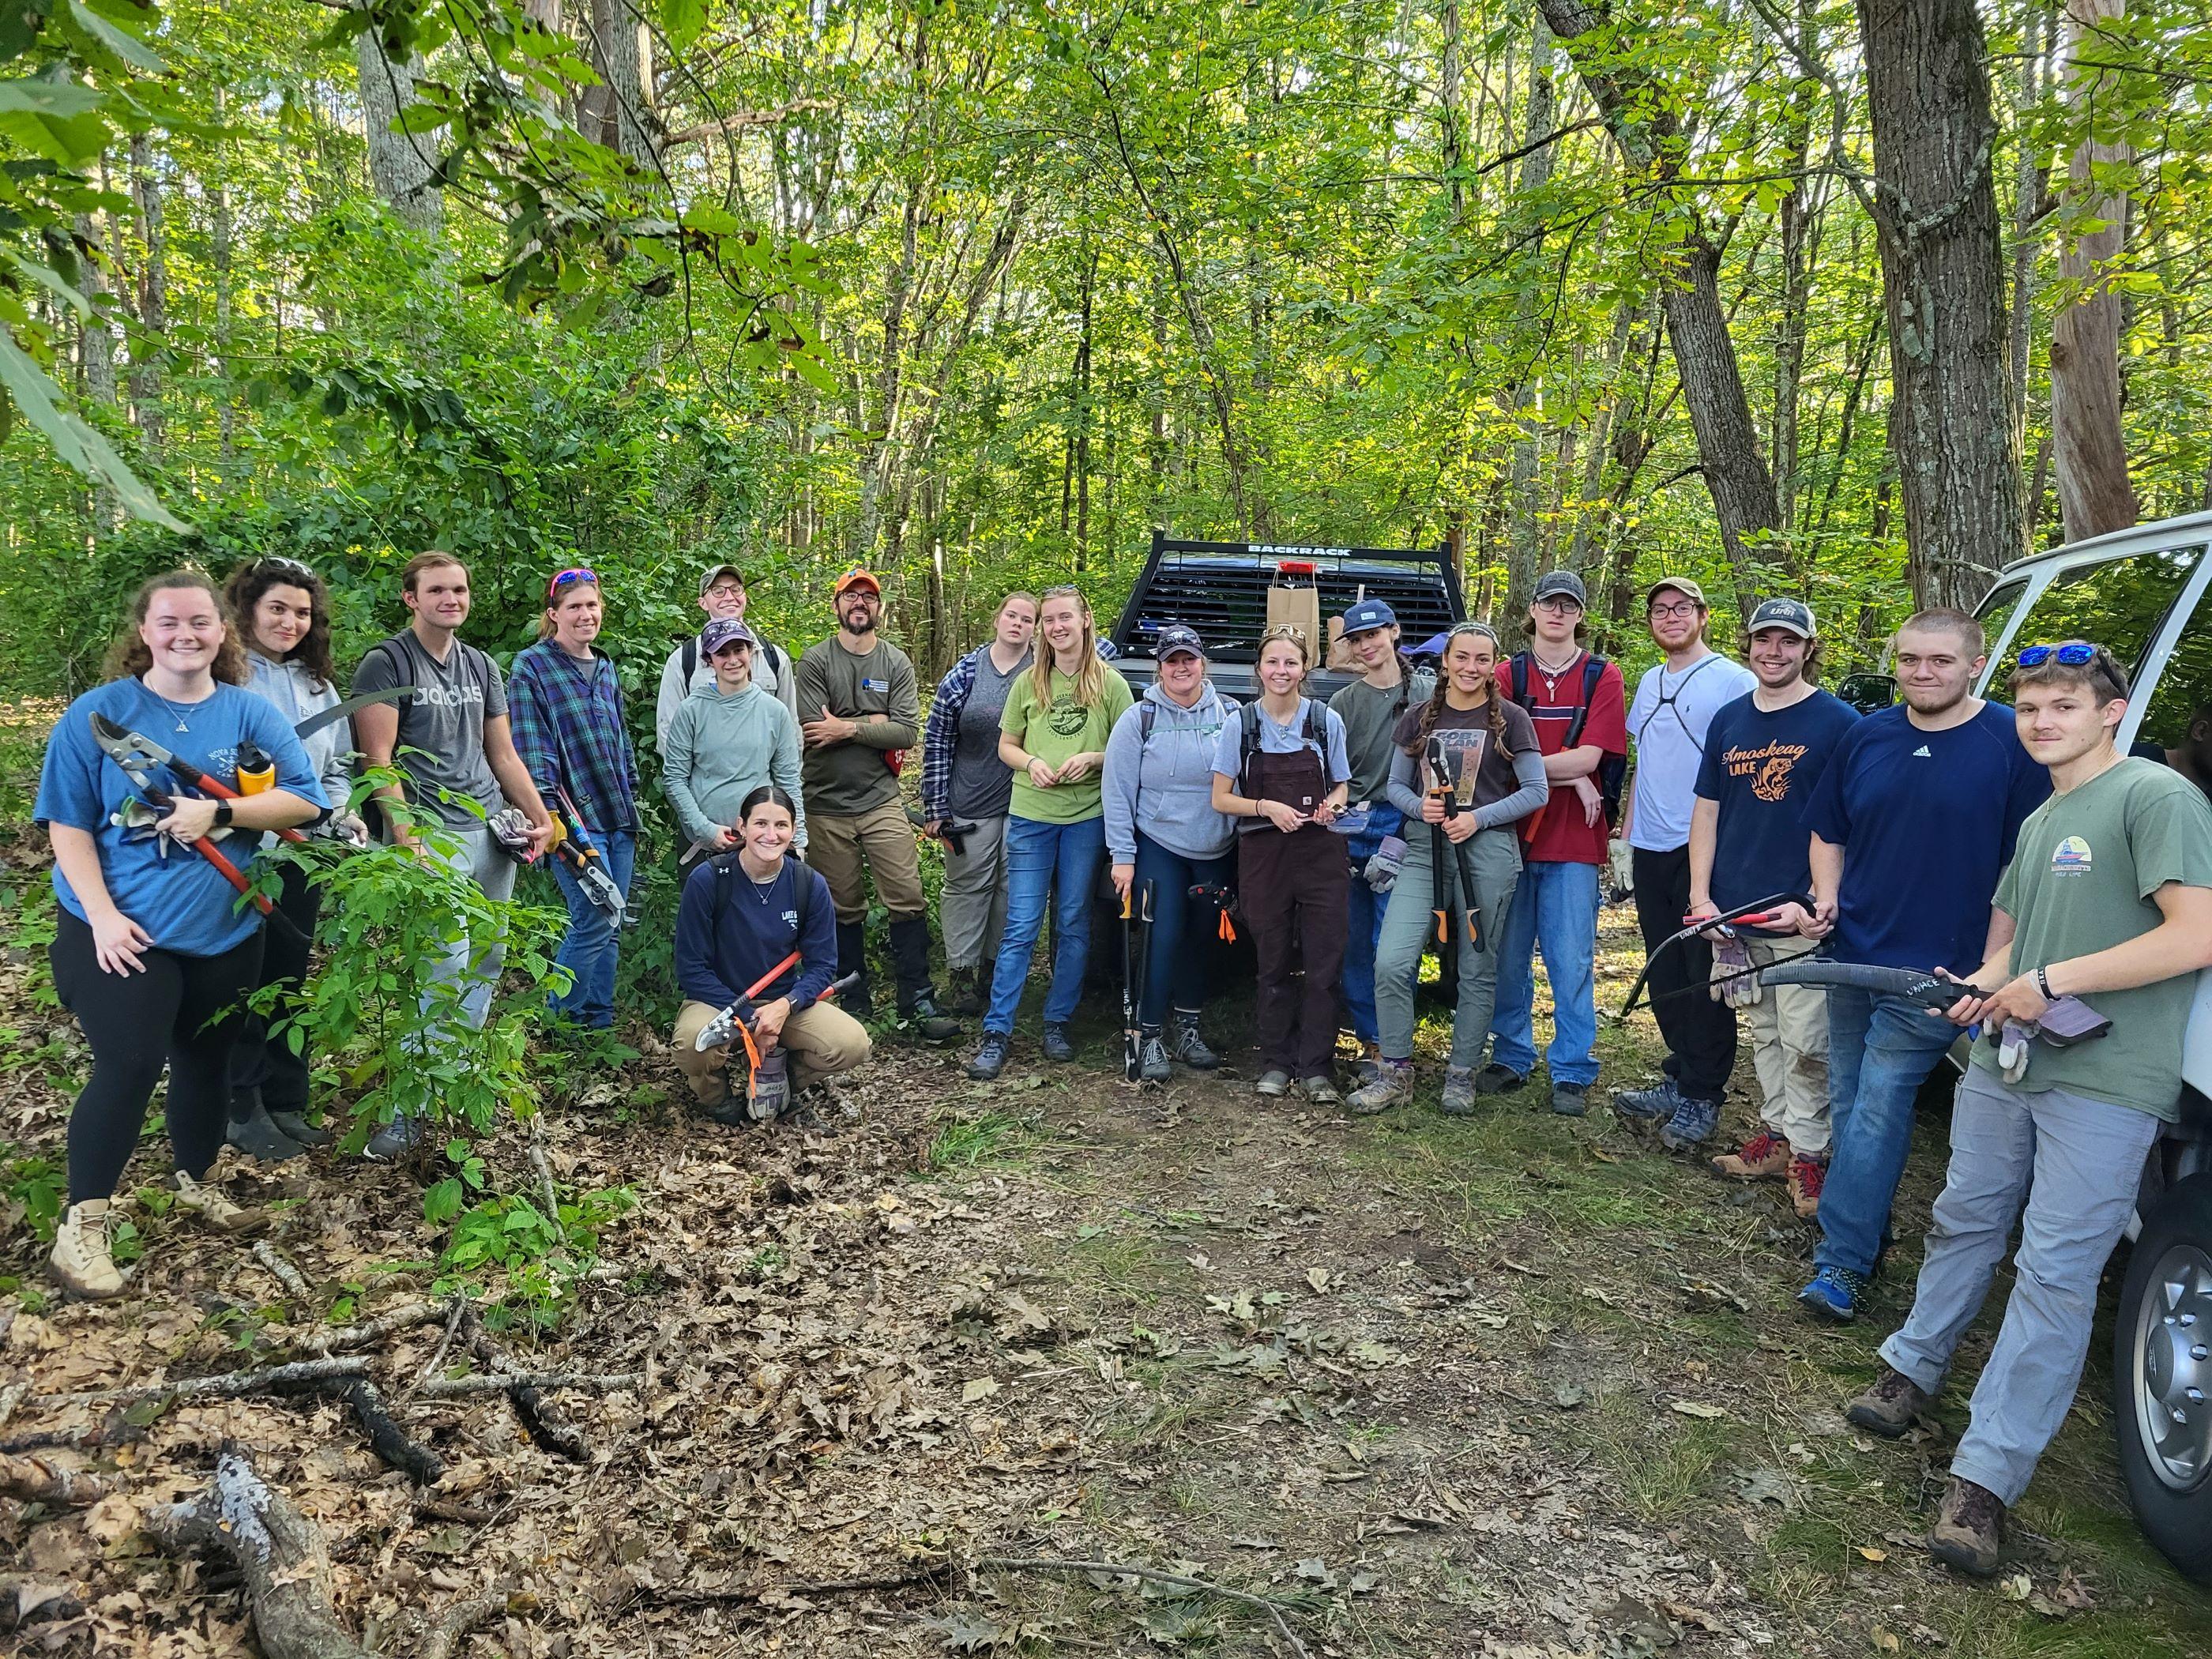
[1687,600,1858,1217]
[1795,611,2048,1321]
[1841,643,2212,1577]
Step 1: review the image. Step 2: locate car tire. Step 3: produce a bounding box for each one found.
[2112,1171,2212,1585]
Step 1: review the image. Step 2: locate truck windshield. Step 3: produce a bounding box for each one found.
[1982,544,2203,692]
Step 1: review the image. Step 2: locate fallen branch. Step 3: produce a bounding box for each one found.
[330,1378,442,1485]
[0,1451,115,1506]
[146,1446,376,1659]
[443,1307,612,1461]
[317,1299,444,1353]
[419,1592,507,1659]
[36,1356,369,1409]
[414,1370,640,1399]
[630,1565,954,1609]
[976,1556,1311,1657]
[0,1377,30,1431]
[254,1241,314,1302]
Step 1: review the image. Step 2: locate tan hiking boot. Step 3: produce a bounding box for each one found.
[1845,1366,1932,1439]
[1710,1130,1789,1180]
[1788,1156,1826,1220]
[171,1170,265,1235]
[49,1200,126,1300]
[1929,1477,2005,1578]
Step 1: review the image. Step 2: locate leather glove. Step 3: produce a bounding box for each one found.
[1710,931,1760,1006]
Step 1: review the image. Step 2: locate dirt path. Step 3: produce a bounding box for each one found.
[5,920,2210,1657]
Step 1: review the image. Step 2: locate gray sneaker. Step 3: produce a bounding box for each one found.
[1346,1059,1413,1115]
[1138,1030,1172,1084]
[1613,1078,1681,1123]
[1255,1070,1291,1098]
[1658,1093,1721,1149]
[1439,1066,1478,1116]
[363,1113,427,1162]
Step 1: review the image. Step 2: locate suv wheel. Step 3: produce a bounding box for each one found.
[2112,1172,2212,1584]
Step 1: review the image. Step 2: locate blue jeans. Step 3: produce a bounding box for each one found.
[1131,833,1236,1025]
[1814,988,1961,1278]
[985,814,1107,1034]
[547,828,635,1029]
[1339,807,1403,1044]
[1487,859,1601,1086]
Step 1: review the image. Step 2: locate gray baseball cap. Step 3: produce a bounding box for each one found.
[702,618,758,656]
[1153,623,1206,660]
[698,562,745,597]
[1531,570,1587,608]
[1747,598,1817,638]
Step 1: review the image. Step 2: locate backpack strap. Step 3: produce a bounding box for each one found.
[683,634,699,684]
[1139,701,1157,745]
[1509,652,1531,710]
[1563,655,1607,748]
[1237,701,1262,796]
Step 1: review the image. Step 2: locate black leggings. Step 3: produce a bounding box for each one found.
[51,909,265,1202]
[230,862,321,1114]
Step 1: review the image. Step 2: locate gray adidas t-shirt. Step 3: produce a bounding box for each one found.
[950,647,1029,819]
[352,629,509,827]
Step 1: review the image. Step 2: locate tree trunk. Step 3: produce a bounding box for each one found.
[211,89,239,470]
[126,130,167,464]
[1856,0,2022,608]
[2048,0,2138,540]
[589,0,656,167]
[1503,19,1557,632]
[356,6,442,235]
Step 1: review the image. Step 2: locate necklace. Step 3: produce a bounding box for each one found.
[1529,648,1581,690]
[145,680,208,733]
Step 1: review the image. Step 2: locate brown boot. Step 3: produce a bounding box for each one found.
[1929,1477,2005,1578]
[48,1200,126,1300]
[170,1170,266,1235]
[1788,1156,1826,1220]
[1845,1366,1932,1439]
[1710,1130,1789,1180]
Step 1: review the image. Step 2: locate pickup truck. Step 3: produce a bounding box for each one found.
[1856,511,2212,1582]
[1108,532,1466,699]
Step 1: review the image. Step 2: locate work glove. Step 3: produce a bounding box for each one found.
[1607,837,1634,901]
[487,807,536,863]
[1710,931,1760,1006]
[1364,836,1406,893]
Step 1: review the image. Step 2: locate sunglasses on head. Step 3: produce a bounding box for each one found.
[1260,623,1308,646]
[257,556,316,581]
[547,566,598,601]
[2014,641,2098,668]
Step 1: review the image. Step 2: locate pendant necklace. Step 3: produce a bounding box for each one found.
[147,684,199,733]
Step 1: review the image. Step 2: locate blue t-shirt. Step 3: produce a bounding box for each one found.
[1799,701,2050,976]
[36,679,328,957]
[1694,689,1860,926]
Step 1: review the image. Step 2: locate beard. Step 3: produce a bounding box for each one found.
[841,605,879,635]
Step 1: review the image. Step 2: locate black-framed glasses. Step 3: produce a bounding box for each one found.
[1649,600,1701,619]
[547,566,598,600]
[1533,596,1582,615]
[2015,641,2098,668]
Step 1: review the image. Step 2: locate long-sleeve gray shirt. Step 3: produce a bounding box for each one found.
[1103,683,1240,864]
[1385,700,1550,830]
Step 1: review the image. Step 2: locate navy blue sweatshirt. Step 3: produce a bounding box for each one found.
[675,854,839,1012]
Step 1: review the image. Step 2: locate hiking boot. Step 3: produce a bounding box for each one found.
[702,1096,753,1127]
[1845,1367,1932,1439]
[966,1033,1011,1081]
[1551,1082,1589,1118]
[1170,1010,1221,1070]
[1138,1029,1172,1084]
[1473,1063,1525,1096]
[1796,1264,1869,1323]
[945,965,987,1018]
[1347,1059,1413,1115]
[833,920,874,1020]
[1352,1041,1382,1087]
[171,1170,265,1235]
[1789,1156,1826,1221]
[1040,1023,1075,1064]
[1439,1066,1479,1117]
[1300,1074,1342,1108]
[1658,1093,1721,1150]
[899,990,962,1044]
[1255,1069,1290,1098]
[364,1113,427,1163]
[1711,1130,1789,1181]
[225,1096,305,1164]
[267,1108,336,1149]
[48,1199,125,1301]
[1929,1477,2005,1578]
[1614,1077,1681,1123]
[890,918,957,1039]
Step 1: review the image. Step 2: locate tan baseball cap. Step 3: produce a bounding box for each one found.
[1646,576,1707,608]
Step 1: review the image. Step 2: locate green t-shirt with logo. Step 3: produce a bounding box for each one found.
[1973,758,2212,1119]
[1000,666,1134,825]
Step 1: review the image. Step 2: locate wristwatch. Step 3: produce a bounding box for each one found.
[2035,964,2054,1000]
[213,800,234,830]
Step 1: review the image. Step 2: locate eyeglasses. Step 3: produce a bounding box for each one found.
[1533,596,1582,615]
[1648,600,1702,620]
[704,581,743,599]
[547,566,598,600]
[1260,623,1309,646]
[2015,641,2098,668]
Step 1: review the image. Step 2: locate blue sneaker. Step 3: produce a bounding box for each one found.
[1657,1093,1721,1149]
[1796,1265,1870,1323]
[1613,1078,1681,1122]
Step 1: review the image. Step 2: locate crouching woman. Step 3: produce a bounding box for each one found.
[672,787,871,1123]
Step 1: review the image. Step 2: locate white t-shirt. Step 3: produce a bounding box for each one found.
[1625,651,1757,852]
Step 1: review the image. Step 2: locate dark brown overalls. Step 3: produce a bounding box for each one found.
[1236,718,1350,1079]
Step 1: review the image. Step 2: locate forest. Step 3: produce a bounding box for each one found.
[5,0,2210,690]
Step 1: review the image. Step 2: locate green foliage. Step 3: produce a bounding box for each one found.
[434,1183,638,1328]
[0,1143,63,1240]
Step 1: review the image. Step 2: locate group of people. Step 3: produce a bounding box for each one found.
[29,547,2212,1586]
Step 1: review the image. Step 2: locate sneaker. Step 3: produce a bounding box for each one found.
[267,1108,336,1149]
[945,966,987,1018]
[1138,1029,1172,1084]
[1550,1082,1588,1117]
[900,993,962,1044]
[1300,1074,1342,1107]
[1658,1093,1721,1150]
[1170,1011,1221,1070]
[1796,1264,1869,1323]
[965,1033,1011,1081]
[1347,1059,1413,1115]
[1352,1041,1382,1087]
[1928,1477,2005,1578]
[1613,1078,1681,1123]
[48,1199,125,1300]
[1788,1156,1826,1220]
[1255,1069,1291,1098]
[226,1097,305,1164]
[1473,1063,1525,1096]
[1844,1367,1932,1439]
[1040,1023,1075,1063]
[1711,1130,1789,1181]
[363,1113,427,1162]
[1439,1066,1478,1117]
[170,1170,265,1236]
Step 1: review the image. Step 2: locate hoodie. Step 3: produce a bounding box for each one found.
[660,678,807,849]
[243,649,351,841]
[1103,681,1240,864]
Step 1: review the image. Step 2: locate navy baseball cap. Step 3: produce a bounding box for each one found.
[1532,570,1587,607]
[702,618,758,656]
[1341,598,1398,637]
[1153,623,1206,660]
[1747,598,1817,638]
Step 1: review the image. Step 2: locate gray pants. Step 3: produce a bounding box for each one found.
[1878,1067,2159,1506]
[938,814,1010,973]
[1373,826,1520,1068]
[419,824,519,1033]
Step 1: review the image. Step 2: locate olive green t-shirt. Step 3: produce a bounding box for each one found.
[1000,666,1134,825]
[1972,758,2212,1119]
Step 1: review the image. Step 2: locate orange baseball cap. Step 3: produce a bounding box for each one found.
[833,567,882,596]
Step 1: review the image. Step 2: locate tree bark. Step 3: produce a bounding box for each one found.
[356,6,442,235]
[1856,0,2023,608]
[2048,0,2138,540]
[588,0,656,167]
[126,131,168,464]
[1504,18,1557,629]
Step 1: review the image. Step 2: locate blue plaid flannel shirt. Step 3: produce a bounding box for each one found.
[507,641,639,831]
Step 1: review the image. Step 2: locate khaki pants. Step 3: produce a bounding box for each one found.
[1722,933,1831,1157]
[671,998,873,1106]
[805,799,927,924]
[938,814,1009,972]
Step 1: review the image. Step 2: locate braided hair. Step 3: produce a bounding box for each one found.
[1408,623,1515,790]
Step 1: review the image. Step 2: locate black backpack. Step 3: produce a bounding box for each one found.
[1507,652,1625,824]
